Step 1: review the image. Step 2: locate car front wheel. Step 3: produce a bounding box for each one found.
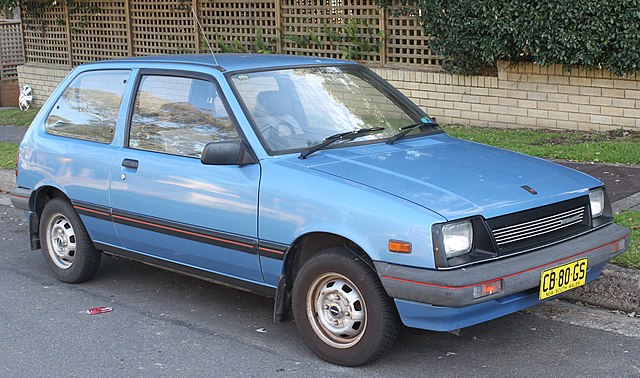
[292,247,399,366]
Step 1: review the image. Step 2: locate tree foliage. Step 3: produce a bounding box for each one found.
[1,0,99,20]
[379,0,640,76]
[1,0,55,17]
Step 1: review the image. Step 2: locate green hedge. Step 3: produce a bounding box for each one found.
[380,0,640,76]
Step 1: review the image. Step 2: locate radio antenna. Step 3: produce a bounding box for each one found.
[191,6,219,67]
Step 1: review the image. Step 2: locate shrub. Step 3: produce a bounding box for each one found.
[379,0,640,76]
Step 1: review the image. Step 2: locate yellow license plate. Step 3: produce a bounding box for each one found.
[539,258,588,300]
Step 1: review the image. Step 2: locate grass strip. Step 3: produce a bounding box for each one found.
[612,211,640,269]
[0,142,18,170]
[0,108,38,127]
[445,125,640,165]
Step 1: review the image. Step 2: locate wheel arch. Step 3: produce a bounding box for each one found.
[32,185,70,215]
[28,184,71,250]
[274,231,377,323]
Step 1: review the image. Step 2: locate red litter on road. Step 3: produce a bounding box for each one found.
[85,306,113,315]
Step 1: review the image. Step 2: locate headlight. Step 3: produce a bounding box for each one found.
[442,220,473,258]
[589,188,604,218]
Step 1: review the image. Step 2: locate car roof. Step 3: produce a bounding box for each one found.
[90,53,358,73]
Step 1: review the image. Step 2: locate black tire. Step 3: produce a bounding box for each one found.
[292,247,400,366]
[39,197,101,283]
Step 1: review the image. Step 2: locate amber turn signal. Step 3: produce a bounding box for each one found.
[388,240,412,253]
[611,238,626,254]
[473,280,503,299]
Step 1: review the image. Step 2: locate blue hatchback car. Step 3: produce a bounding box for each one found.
[12,54,630,366]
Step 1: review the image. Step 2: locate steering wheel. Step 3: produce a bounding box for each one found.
[260,120,304,150]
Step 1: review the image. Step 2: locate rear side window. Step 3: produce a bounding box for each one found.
[45,70,129,144]
[129,75,239,158]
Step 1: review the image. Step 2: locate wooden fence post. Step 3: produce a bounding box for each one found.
[379,6,387,65]
[63,3,73,67]
[193,0,201,53]
[124,0,133,56]
[0,35,4,81]
[275,0,282,53]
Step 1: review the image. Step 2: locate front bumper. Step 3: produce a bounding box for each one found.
[375,223,630,309]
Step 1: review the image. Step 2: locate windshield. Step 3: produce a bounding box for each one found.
[230,66,437,153]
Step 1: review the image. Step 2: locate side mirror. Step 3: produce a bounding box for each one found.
[201,140,256,166]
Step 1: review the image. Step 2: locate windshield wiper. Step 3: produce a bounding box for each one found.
[386,118,439,145]
[299,127,385,159]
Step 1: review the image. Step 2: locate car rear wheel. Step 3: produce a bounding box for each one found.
[292,247,399,366]
[40,198,101,283]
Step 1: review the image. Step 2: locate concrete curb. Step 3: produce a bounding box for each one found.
[0,168,637,313]
[613,192,640,213]
[550,158,640,170]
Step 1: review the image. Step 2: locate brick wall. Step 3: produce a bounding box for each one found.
[17,63,69,107]
[17,61,640,131]
[373,61,640,131]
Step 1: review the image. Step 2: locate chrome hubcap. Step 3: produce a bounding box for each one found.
[46,213,76,269]
[307,273,367,349]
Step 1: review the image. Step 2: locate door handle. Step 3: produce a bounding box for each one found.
[122,158,139,169]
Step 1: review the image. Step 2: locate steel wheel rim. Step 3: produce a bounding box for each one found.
[45,213,77,270]
[306,272,367,349]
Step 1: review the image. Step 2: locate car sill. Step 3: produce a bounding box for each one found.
[95,242,276,298]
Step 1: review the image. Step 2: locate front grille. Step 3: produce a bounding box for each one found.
[492,207,586,246]
[486,196,591,255]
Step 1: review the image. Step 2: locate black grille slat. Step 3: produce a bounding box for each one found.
[493,207,585,245]
[486,196,591,255]
[492,208,584,236]
[493,215,583,240]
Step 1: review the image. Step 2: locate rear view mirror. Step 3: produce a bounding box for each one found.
[201,141,256,166]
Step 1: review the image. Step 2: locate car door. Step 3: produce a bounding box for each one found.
[39,69,132,247]
[109,70,262,282]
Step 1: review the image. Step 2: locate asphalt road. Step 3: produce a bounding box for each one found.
[0,125,27,144]
[1,203,639,377]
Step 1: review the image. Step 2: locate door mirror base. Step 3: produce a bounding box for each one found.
[201,141,256,166]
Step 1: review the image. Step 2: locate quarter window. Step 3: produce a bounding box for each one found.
[129,75,238,158]
[46,70,129,144]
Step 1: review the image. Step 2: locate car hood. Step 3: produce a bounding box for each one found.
[301,134,602,220]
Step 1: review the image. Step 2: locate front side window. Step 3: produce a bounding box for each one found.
[129,75,239,158]
[46,70,129,143]
[231,67,436,153]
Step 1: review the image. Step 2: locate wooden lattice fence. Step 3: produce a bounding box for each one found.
[70,1,130,64]
[19,0,441,70]
[385,4,439,66]
[0,20,25,80]
[200,1,279,54]
[280,0,381,62]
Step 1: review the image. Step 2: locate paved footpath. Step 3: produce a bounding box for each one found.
[0,125,28,144]
[558,160,640,212]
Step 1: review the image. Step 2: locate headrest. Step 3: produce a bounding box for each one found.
[255,91,292,116]
[188,79,216,110]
